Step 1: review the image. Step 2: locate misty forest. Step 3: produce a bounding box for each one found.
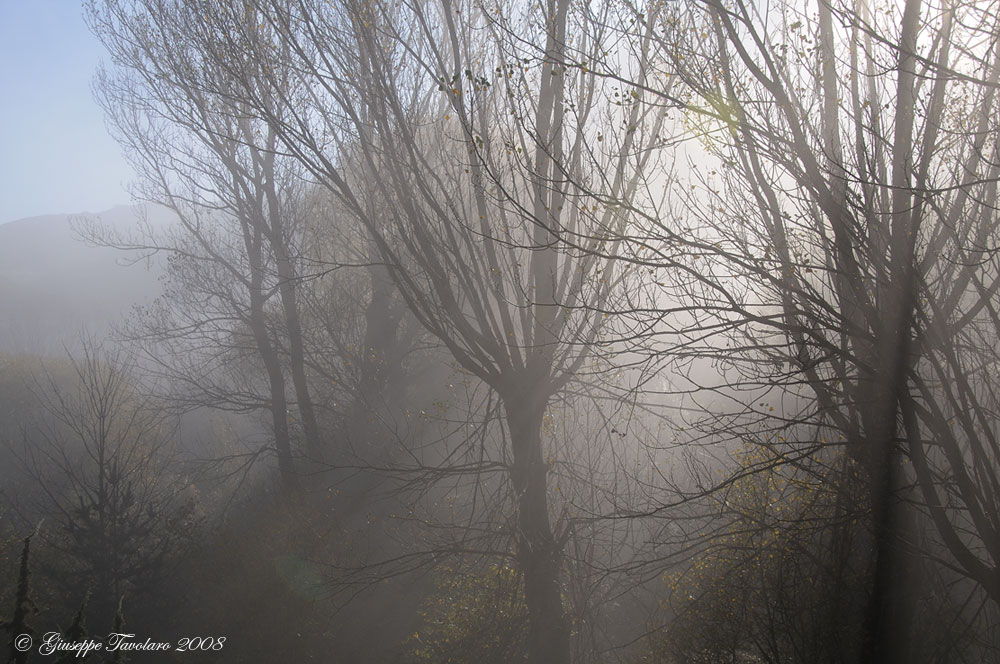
[3,0,1000,662]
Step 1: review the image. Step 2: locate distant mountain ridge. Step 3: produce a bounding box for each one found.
[0,204,176,355]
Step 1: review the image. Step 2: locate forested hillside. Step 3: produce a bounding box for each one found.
[0,205,171,354]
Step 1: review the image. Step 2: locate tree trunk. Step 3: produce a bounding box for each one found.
[859,0,923,658]
[247,253,298,492]
[503,388,570,664]
[273,243,323,459]
[351,263,403,446]
[252,319,298,492]
[259,155,323,460]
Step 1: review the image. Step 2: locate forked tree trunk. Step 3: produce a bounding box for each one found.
[274,247,322,458]
[260,145,323,460]
[250,315,298,492]
[246,230,298,492]
[860,0,923,657]
[503,388,570,664]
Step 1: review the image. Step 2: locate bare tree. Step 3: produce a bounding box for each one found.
[88,0,332,489]
[158,0,670,660]
[591,0,1000,659]
[68,0,1000,659]
[11,340,186,626]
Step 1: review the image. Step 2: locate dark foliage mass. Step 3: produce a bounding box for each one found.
[3,0,1000,662]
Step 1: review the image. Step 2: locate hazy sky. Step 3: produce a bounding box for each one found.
[0,1,134,224]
